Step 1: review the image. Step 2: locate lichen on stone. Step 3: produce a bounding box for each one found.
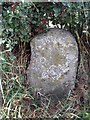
[27,28,78,98]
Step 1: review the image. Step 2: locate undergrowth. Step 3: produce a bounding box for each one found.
[0,1,90,119]
[0,39,90,119]
[0,32,90,120]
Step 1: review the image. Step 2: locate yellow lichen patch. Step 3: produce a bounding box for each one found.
[40,50,45,57]
[59,75,64,80]
[52,52,66,66]
[52,76,64,85]
[52,80,60,85]
[32,72,38,79]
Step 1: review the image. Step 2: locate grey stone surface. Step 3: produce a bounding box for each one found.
[27,28,78,99]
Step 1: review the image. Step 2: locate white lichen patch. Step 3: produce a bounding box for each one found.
[41,63,70,81]
[40,57,46,63]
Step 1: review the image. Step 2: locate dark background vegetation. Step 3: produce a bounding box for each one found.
[0,2,90,119]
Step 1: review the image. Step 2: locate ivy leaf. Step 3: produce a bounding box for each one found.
[32,21,37,24]
[53,7,59,17]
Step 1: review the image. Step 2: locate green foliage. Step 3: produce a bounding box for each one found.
[77,112,90,120]
[1,2,90,119]
[2,2,90,50]
[0,49,32,118]
[2,2,49,50]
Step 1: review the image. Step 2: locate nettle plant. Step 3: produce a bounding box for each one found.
[2,2,90,50]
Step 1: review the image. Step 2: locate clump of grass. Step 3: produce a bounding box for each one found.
[0,44,52,118]
[0,44,90,119]
[0,33,90,119]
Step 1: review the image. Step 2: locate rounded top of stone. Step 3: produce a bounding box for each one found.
[31,28,77,47]
[33,28,75,40]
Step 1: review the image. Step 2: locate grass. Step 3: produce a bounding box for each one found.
[0,34,90,119]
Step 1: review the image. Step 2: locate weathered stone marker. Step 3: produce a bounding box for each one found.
[27,28,78,99]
